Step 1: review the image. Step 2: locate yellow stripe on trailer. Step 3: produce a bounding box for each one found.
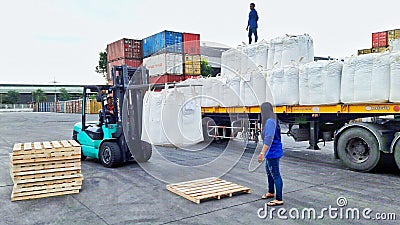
[202,104,400,114]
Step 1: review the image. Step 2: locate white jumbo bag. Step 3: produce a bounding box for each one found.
[200,77,219,107]
[239,71,267,106]
[141,90,168,145]
[371,53,390,102]
[267,41,275,69]
[267,65,299,106]
[300,61,342,105]
[390,39,400,52]
[298,34,314,63]
[340,56,357,103]
[281,35,300,66]
[354,54,374,102]
[221,76,241,107]
[160,88,204,146]
[390,53,400,102]
[253,40,268,70]
[221,48,239,78]
[323,60,343,104]
[272,37,284,68]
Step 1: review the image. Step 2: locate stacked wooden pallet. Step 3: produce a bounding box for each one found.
[9,140,83,201]
[166,177,252,204]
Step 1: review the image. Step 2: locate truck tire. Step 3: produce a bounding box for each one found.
[337,128,380,172]
[394,141,400,171]
[202,117,216,144]
[99,142,122,168]
[73,131,86,161]
[134,142,152,163]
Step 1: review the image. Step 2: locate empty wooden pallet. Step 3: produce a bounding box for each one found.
[166,177,251,204]
[9,140,83,201]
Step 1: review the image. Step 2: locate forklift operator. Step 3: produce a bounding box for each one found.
[102,96,116,124]
[106,96,114,114]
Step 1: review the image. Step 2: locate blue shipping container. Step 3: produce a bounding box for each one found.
[142,30,183,58]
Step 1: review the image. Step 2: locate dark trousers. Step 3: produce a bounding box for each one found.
[265,157,283,201]
[248,28,258,44]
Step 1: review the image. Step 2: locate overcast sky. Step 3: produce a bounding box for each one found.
[1,0,399,84]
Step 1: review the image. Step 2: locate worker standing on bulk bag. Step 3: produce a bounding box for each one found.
[246,3,259,44]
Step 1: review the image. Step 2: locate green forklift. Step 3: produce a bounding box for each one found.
[72,65,152,167]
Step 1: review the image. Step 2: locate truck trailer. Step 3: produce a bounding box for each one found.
[201,103,400,172]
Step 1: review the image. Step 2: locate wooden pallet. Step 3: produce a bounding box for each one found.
[9,140,84,201]
[166,177,252,204]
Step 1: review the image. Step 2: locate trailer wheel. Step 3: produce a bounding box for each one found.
[134,142,152,163]
[99,142,122,168]
[337,128,380,172]
[394,141,400,171]
[202,117,216,143]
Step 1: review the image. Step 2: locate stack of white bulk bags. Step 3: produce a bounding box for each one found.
[390,53,400,102]
[240,71,267,106]
[221,48,241,78]
[266,64,300,105]
[299,60,343,105]
[341,53,390,103]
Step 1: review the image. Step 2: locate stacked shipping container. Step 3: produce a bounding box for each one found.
[106,30,201,84]
[107,38,143,82]
[183,33,201,77]
[359,29,400,55]
[142,30,201,84]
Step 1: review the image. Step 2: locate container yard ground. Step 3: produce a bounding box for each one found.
[0,113,399,225]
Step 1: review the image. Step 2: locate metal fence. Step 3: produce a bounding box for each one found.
[0,104,34,112]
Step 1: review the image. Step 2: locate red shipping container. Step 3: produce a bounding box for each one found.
[372,33,379,48]
[107,38,142,62]
[149,75,184,84]
[108,58,143,80]
[378,31,388,47]
[183,33,201,55]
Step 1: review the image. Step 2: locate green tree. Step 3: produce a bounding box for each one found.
[95,50,108,82]
[58,88,71,101]
[201,58,214,77]
[3,90,20,104]
[32,89,47,103]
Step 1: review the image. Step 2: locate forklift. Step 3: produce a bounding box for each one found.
[72,65,152,167]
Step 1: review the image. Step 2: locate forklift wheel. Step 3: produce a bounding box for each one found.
[134,142,152,163]
[99,142,122,168]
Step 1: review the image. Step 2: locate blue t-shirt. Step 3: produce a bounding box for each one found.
[248,9,259,29]
[263,119,283,158]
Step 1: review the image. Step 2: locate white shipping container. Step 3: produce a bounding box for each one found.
[143,53,183,76]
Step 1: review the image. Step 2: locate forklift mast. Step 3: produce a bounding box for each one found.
[110,65,149,162]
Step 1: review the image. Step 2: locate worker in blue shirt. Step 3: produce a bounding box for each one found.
[246,3,259,44]
[258,102,284,206]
